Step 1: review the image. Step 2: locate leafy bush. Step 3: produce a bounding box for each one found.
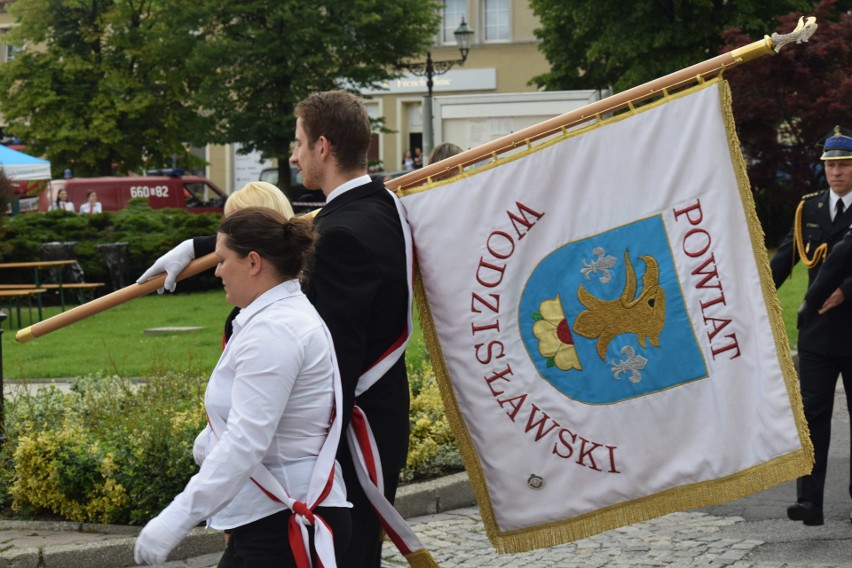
[11,425,129,523]
[400,367,463,484]
[1,373,207,524]
[0,202,221,292]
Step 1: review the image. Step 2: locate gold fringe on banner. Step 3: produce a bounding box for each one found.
[413,272,501,536]
[410,78,814,554]
[404,548,441,568]
[717,79,813,468]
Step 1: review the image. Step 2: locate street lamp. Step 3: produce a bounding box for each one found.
[404,18,474,161]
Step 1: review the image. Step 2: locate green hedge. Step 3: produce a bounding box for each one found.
[2,374,206,524]
[0,200,221,292]
[0,366,461,524]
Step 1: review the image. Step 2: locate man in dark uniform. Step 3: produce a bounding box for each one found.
[771,125,852,527]
[799,128,852,320]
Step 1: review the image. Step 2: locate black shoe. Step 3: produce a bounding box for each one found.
[787,502,824,526]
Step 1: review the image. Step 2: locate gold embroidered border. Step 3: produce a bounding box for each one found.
[717,79,813,468]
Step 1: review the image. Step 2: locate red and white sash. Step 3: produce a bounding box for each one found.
[345,191,439,567]
[354,190,414,396]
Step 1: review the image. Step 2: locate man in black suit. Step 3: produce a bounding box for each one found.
[770,125,852,527]
[138,91,412,567]
[290,91,411,567]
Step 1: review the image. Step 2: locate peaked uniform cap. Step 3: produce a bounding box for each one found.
[820,125,852,160]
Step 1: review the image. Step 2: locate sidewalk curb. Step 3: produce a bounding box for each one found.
[0,472,475,568]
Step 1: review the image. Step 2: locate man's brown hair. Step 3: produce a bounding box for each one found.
[295,91,372,172]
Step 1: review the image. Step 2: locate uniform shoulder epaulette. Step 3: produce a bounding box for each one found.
[801,191,820,200]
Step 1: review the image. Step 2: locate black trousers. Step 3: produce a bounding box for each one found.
[795,350,852,510]
[217,507,351,568]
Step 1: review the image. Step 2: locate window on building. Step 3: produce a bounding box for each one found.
[484,0,510,42]
[0,28,20,62]
[442,0,467,45]
[5,43,20,62]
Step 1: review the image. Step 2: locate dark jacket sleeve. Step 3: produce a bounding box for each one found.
[804,229,852,307]
[308,225,381,428]
[769,224,797,290]
[193,235,216,258]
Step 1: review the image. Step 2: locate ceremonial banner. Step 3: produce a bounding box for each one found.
[397,79,812,552]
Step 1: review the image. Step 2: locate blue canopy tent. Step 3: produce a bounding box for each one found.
[0,145,52,213]
[0,144,51,181]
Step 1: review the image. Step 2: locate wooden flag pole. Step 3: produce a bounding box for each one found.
[386,17,817,192]
[13,18,816,343]
[15,253,218,343]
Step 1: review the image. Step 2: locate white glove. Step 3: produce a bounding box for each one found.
[134,513,186,565]
[192,427,210,466]
[136,239,196,294]
[134,501,198,565]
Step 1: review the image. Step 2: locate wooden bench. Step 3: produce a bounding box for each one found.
[0,282,105,311]
[0,289,46,329]
[41,282,106,309]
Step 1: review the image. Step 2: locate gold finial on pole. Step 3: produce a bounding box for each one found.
[731,16,818,63]
[389,17,819,193]
[771,16,818,53]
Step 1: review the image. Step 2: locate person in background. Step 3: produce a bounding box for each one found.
[770,125,852,527]
[428,142,463,165]
[798,127,852,323]
[134,207,351,567]
[49,188,75,212]
[220,181,295,342]
[412,146,423,169]
[401,149,415,171]
[224,181,294,219]
[79,190,102,214]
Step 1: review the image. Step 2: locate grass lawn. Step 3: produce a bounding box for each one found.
[775,260,808,348]
[1,259,805,380]
[2,290,228,379]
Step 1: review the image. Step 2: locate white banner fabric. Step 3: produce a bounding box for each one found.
[397,80,811,552]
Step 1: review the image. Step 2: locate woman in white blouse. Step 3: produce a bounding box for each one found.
[135,207,351,567]
[49,188,75,212]
[78,190,102,214]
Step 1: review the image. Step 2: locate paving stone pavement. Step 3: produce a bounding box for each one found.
[172,505,852,568]
[376,507,852,568]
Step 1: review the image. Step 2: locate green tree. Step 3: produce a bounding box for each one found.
[529,0,808,93]
[723,0,852,246]
[0,0,205,177]
[185,0,441,191]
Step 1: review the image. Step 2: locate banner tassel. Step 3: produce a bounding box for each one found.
[404,549,440,568]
